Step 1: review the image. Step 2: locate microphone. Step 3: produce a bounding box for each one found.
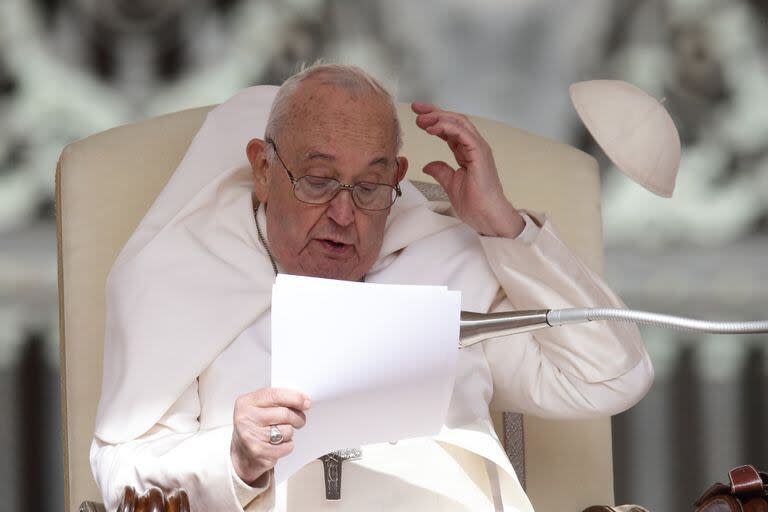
[458,309,768,348]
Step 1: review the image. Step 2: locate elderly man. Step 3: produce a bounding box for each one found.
[91,64,653,511]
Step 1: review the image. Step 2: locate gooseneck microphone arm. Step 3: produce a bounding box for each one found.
[458,309,768,348]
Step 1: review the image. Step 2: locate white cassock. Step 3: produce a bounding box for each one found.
[89,86,654,512]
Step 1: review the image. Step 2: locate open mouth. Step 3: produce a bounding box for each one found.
[317,238,351,253]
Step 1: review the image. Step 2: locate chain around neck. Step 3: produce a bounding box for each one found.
[254,203,278,276]
[253,202,367,282]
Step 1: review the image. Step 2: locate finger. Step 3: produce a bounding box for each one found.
[423,161,456,191]
[247,439,295,466]
[411,102,435,114]
[445,112,481,137]
[423,113,476,137]
[256,406,307,429]
[424,120,477,151]
[415,111,440,130]
[250,388,311,411]
[417,109,481,137]
[416,110,448,130]
[264,439,295,461]
[260,424,295,444]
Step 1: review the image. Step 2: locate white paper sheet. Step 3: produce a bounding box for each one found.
[271,274,461,483]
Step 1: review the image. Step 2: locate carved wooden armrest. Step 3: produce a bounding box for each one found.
[79,486,191,512]
[583,506,650,512]
[117,486,190,512]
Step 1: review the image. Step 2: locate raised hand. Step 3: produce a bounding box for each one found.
[412,102,525,238]
[230,388,311,486]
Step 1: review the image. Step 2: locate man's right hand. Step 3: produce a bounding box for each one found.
[230,388,311,486]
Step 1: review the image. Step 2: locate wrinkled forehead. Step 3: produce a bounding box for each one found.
[281,82,399,158]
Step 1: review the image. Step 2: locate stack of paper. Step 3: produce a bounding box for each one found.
[271,274,461,483]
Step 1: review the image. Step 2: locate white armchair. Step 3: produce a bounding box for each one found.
[56,101,613,511]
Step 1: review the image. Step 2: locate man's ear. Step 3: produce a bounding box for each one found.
[395,156,409,183]
[246,138,269,203]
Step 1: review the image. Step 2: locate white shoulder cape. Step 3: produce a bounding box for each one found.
[95,86,500,444]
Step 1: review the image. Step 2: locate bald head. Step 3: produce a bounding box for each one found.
[274,78,399,167]
[264,64,402,155]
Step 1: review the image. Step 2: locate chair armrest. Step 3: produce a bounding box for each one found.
[583,506,650,511]
[80,486,190,512]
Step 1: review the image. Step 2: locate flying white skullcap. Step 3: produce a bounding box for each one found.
[570,80,681,197]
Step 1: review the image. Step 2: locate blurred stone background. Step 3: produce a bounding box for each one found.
[1,0,766,510]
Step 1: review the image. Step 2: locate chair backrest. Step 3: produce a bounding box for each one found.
[56,102,611,512]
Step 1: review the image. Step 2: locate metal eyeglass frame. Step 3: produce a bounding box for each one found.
[265,137,402,211]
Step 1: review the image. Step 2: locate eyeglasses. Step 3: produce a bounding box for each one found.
[265,137,402,211]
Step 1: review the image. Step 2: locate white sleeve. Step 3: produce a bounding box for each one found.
[230,460,272,506]
[512,211,540,244]
[90,380,274,511]
[478,211,654,418]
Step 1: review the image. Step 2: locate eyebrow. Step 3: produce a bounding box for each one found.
[304,150,335,162]
[368,156,390,167]
[302,150,391,168]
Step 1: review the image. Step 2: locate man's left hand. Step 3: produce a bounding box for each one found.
[412,103,525,238]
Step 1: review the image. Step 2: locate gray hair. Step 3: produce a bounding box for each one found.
[264,63,402,157]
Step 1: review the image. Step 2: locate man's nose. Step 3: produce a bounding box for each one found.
[326,188,356,226]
